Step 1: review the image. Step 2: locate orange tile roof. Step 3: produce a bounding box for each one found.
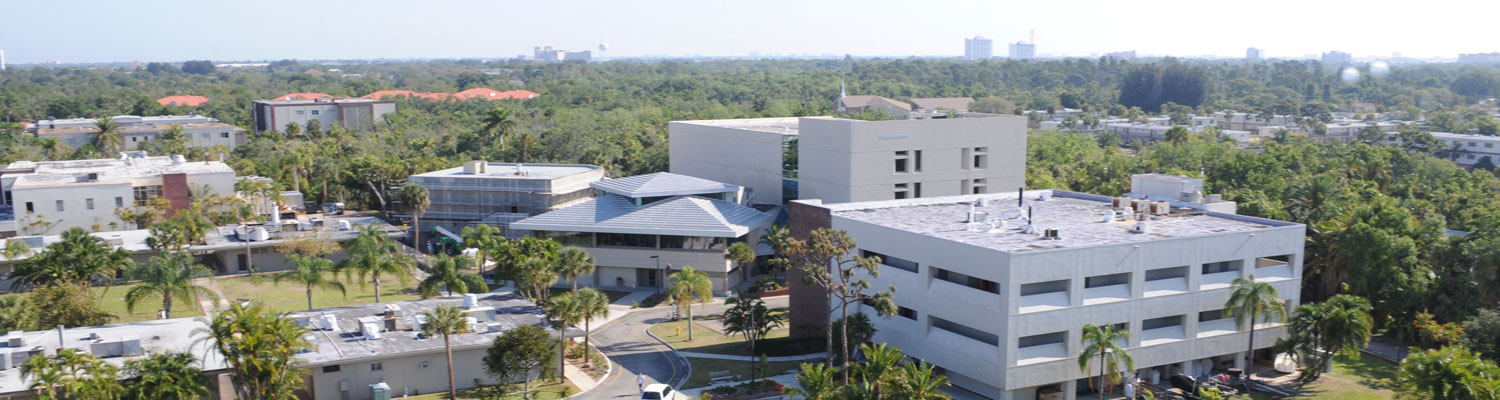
[156,95,210,107]
[500,89,540,100]
[356,89,538,102]
[362,90,424,100]
[278,92,333,100]
[452,88,505,100]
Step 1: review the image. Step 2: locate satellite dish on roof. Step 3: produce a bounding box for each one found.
[599,42,610,51]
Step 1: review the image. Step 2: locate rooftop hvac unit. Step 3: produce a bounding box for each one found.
[1112,197,1132,209]
[6,331,23,348]
[1132,221,1150,234]
[320,314,340,332]
[1098,210,1116,223]
[0,348,11,370]
[337,220,352,231]
[462,294,478,308]
[362,323,382,340]
[1043,229,1061,240]
[370,382,392,400]
[249,227,270,241]
[1150,201,1171,215]
[411,314,427,331]
[1132,199,1152,213]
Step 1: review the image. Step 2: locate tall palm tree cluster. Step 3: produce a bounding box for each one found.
[783,343,951,400]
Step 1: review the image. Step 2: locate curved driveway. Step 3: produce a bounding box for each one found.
[576,306,689,399]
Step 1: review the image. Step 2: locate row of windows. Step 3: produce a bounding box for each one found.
[894,147,990,174]
[534,231,741,250]
[891,179,990,200]
[321,362,387,374]
[23,196,126,213]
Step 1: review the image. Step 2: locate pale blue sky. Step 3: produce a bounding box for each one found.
[3,0,1496,64]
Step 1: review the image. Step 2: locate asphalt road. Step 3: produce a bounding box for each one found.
[576,306,690,400]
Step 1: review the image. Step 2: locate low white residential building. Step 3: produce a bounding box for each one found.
[26,115,247,152]
[1423,131,1500,168]
[0,153,237,236]
[251,97,395,134]
[510,173,775,294]
[788,181,1303,399]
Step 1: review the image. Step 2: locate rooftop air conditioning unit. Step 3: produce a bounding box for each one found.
[1132,221,1150,234]
[1150,201,1171,215]
[1043,228,1061,240]
[1132,199,1152,213]
[320,314,340,332]
[462,294,478,308]
[1112,197,1132,209]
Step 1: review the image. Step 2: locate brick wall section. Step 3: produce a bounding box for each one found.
[787,200,832,338]
[161,173,190,216]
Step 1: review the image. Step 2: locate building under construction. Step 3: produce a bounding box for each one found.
[407,161,604,239]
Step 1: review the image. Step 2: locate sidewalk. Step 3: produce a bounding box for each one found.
[564,364,598,393]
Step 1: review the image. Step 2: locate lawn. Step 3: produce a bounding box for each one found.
[215,274,423,314]
[648,317,823,357]
[1248,355,1397,400]
[0,283,206,324]
[405,380,578,400]
[547,287,632,303]
[681,357,810,389]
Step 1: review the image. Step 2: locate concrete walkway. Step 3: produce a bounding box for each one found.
[563,364,598,393]
[676,352,825,362]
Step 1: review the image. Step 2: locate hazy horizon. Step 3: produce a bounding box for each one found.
[3,0,1498,64]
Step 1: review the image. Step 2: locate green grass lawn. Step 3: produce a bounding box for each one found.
[547,287,632,303]
[1248,355,1397,400]
[404,380,578,400]
[0,283,205,324]
[682,357,809,389]
[215,274,423,314]
[648,318,823,357]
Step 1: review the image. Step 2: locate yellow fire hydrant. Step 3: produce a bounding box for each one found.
[676,326,682,337]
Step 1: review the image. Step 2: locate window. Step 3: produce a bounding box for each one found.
[913,182,922,198]
[931,316,999,346]
[115,197,124,208]
[1018,331,1066,349]
[200,132,209,139]
[1202,260,1242,275]
[55,200,64,212]
[1487,143,1494,149]
[932,266,999,294]
[1021,279,1069,296]
[1085,272,1130,288]
[370,363,383,371]
[1470,141,1478,147]
[537,231,593,247]
[861,250,917,273]
[1198,309,1226,322]
[295,110,305,116]
[1143,315,1185,330]
[1469,154,1478,160]
[221,132,230,138]
[130,137,137,142]
[894,183,909,199]
[133,185,163,206]
[897,306,917,320]
[894,151,910,173]
[25,202,33,213]
[1146,266,1188,281]
[85,198,94,210]
[914,150,923,172]
[971,178,988,194]
[311,110,320,116]
[322,365,341,373]
[661,235,723,250]
[973,147,989,169]
[597,233,655,248]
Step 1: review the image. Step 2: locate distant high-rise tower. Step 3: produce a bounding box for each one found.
[1321,51,1352,66]
[1,49,6,71]
[1246,47,1262,60]
[1009,42,1036,60]
[964,36,993,60]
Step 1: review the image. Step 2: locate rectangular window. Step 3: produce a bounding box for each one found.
[894,151,910,173]
[894,183,909,200]
[115,197,124,208]
[86,198,94,210]
[971,178,988,194]
[221,132,230,138]
[370,363,383,371]
[322,365,340,373]
[1198,309,1226,322]
[897,306,917,320]
[1146,266,1188,281]
[55,200,64,212]
[295,110,305,116]
[932,266,999,294]
[133,185,164,206]
[914,150,923,172]
[973,147,989,169]
[200,132,209,139]
[1018,331,1066,349]
[25,202,33,213]
[1021,279,1069,296]
[1143,315,1185,330]
[597,233,656,248]
[931,316,999,346]
[1085,272,1130,288]
[660,235,721,250]
[311,110,320,116]
[1202,260,1242,275]
[914,182,922,198]
[861,250,917,273]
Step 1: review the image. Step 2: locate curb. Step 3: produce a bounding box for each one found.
[566,339,613,399]
[644,317,693,390]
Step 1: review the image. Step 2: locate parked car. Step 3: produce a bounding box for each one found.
[641,383,677,399]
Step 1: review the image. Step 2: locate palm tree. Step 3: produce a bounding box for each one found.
[667,266,713,341]
[39,137,71,160]
[1225,276,1287,378]
[4,239,30,262]
[1163,126,1190,166]
[571,288,611,368]
[721,294,783,380]
[122,352,209,400]
[556,247,595,290]
[783,363,839,400]
[418,254,486,298]
[460,224,502,280]
[10,227,134,291]
[193,302,309,400]
[851,342,905,399]
[1397,345,1500,400]
[725,242,755,289]
[896,361,952,399]
[93,116,124,155]
[339,224,415,304]
[547,294,584,383]
[400,183,430,253]
[283,122,302,140]
[123,252,218,319]
[1079,323,1135,400]
[422,305,470,400]
[159,125,189,155]
[272,255,346,310]
[480,106,518,150]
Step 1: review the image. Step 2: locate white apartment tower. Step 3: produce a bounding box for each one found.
[965,37,994,60]
[1010,42,1036,59]
[1246,47,1263,60]
[788,177,1302,399]
[1,49,6,70]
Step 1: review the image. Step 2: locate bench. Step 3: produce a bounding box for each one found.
[709,370,737,384]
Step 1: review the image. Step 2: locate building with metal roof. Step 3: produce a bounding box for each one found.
[407,161,605,239]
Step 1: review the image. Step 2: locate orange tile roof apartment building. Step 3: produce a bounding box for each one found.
[155,95,209,107]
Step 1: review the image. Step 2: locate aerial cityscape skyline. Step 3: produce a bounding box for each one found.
[4,0,1500,64]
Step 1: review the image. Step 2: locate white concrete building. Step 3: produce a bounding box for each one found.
[965,37,994,60]
[251,97,395,134]
[26,115,247,152]
[788,185,1303,399]
[0,153,236,237]
[510,173,775,294]
[1246,48,1263,60]
[1418,131,1500,168]
[407,161,604,238]
[1103,123,1251,144]
[1010,42,1036,59]
[669,116,1028,205]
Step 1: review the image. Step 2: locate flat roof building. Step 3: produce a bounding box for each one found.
[965,37,993,60]
[26,115,246,152]
[407,161,605,238]
[0,153,237,237]
[669,116,1028,205]
[252,97,394,134]
[511,173,776,295]
[787,183,1304,399]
